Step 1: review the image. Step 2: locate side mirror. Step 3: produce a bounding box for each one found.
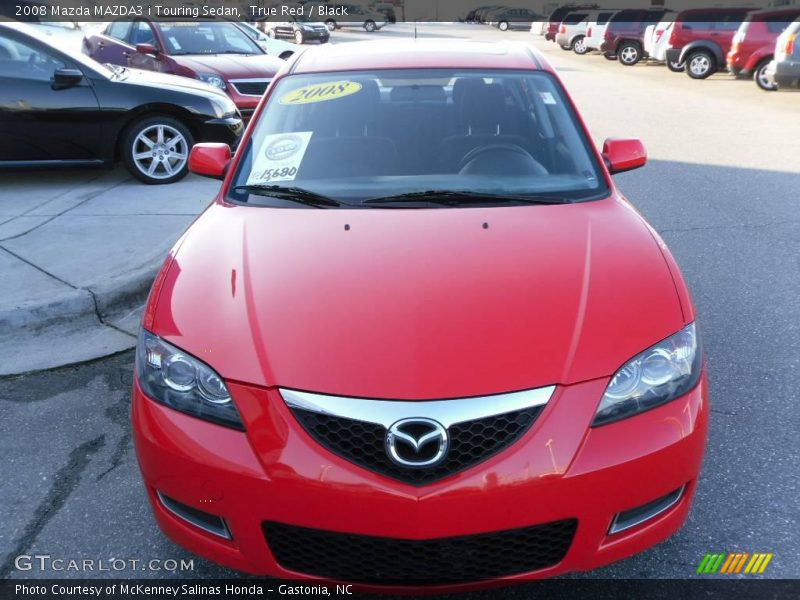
[136,43,159,56]
[52,67,84,89]
[602,137,647,174]
[189,143,231,180]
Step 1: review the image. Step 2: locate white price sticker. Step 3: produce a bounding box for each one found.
[247,132,313,185]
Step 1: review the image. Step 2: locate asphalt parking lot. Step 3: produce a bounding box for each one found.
[1,22,798,586]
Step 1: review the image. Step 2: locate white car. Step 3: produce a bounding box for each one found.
[584,10,619,53]
[645,19,683,71]
[235,22,299,60]
[529,21,547,36]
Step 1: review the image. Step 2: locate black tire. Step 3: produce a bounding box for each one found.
[294,30,304,44]
[364,20,376,32]
[754,59,777,91]
[618,41,642,66]
[325,19,336,31]
[686,49,716,79]
[121,115,193,185]
[667,59,685,73]
[572,35,588,55]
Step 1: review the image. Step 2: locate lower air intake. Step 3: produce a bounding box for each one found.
[263,519,577,584]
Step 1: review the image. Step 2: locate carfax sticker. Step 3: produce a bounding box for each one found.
[539,92,557,105]
[247,131,313,185]
[279,81,362,105]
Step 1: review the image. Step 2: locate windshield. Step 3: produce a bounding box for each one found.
[227,69,609,208]
[155,22,261,55]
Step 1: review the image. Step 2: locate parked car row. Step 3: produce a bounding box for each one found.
[536,5,800,92]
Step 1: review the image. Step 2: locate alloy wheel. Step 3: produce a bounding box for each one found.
[131,124,188,181]
[756,63,777,91]
[689,55,710,77]
[620,46,638,65]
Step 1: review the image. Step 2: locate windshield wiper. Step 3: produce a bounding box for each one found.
[232,185,344,208]
[362,190,568,207]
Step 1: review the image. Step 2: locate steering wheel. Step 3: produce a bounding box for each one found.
[457,144,549,176]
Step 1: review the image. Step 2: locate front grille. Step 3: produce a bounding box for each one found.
[229,79,270,96]
[263,519,577,583]
[290,405,543,485]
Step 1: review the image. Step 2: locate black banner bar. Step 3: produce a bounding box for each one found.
[2,579,800,600]
[0,1,791,23]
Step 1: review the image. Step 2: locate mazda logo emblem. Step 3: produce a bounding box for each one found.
[385,418,449,468]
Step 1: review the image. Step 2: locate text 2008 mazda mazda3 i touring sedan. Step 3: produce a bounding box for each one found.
[132,41,707,588]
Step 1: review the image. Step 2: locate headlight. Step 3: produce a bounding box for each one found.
[302,25,314,32]
[135,330,243,430]
[197,72,226,90]
[593,323,702,426]
[210,95,237,118]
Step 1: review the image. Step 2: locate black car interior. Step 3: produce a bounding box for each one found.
[291,76,580,181]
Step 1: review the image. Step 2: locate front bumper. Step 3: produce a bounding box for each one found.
[767,58,800,89]
[196,116,243,146]
[132,372,708,589]
[300,29,330,41]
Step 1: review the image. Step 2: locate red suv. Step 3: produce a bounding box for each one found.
[665,8,756,79]
[727,8,800,90]
[85,19,284,119]
[601,9,671,66]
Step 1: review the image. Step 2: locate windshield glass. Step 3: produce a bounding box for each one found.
[155,22,261,55]
[227,69,609,208]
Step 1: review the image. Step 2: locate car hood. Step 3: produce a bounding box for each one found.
[110,67,228,99]
[173,53,283,79]
[154,197,685,399]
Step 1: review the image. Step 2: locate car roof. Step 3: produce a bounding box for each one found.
[291,40,551,74]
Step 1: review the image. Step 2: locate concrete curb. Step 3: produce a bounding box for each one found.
[0,255,166,376]
[0,257,162,336]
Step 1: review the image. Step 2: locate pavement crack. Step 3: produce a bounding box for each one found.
[0,435,106,579]
[0,176,131,242]
[0,246,76,289]
[96,391,133,482]
[658,219,800,235]
[710,408,738,416]
[95,432,131,482]
[85,287,137,340]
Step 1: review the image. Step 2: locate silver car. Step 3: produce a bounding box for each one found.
[766,18,800,90]
[555,10,593,54]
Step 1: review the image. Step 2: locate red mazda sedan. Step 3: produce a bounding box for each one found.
[132,40,708,588]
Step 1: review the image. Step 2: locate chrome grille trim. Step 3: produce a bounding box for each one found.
[279,386,555,428]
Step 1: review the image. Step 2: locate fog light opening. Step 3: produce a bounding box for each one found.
[157,491,232,540]
[608,486,685,535]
